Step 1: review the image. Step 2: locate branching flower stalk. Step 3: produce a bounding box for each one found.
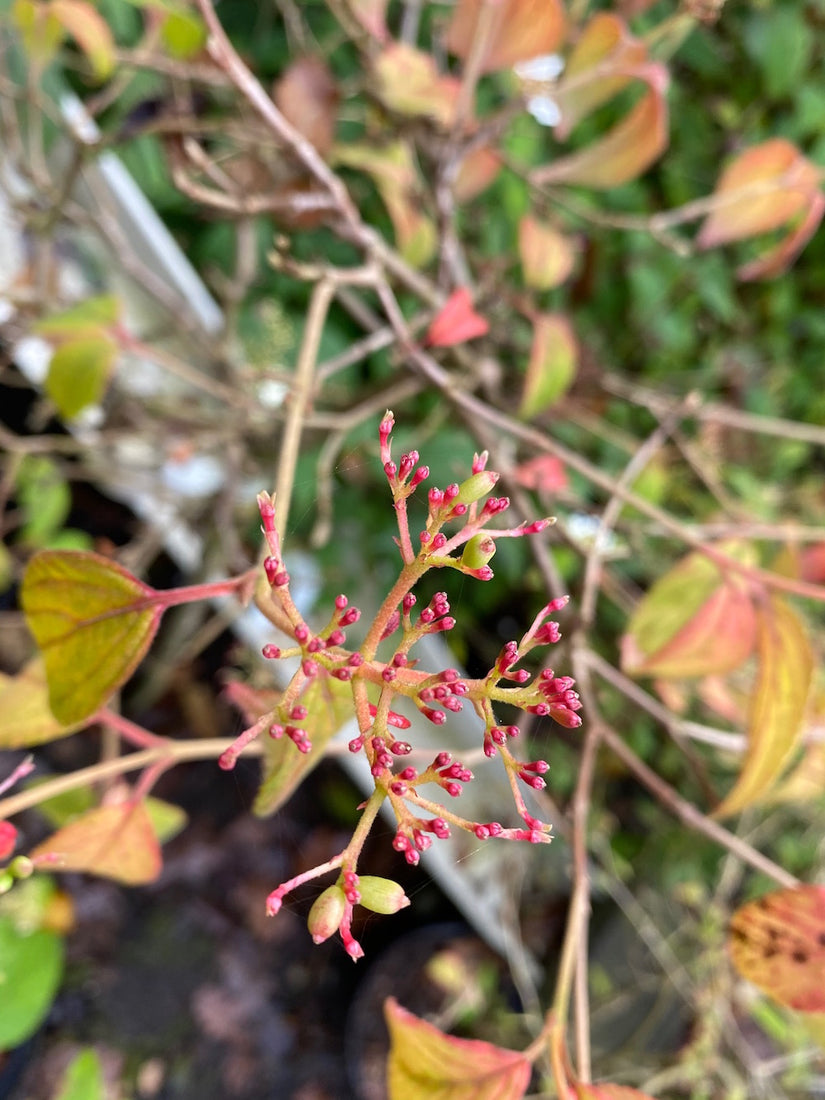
[219,413,582,958]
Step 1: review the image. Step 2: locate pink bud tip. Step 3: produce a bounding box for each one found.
[262,644,281,660]
[218,751,236,770]
[327,629,345,647]
[266,892,284,916]
[332,668,352,681]
[399,766,417,781]
[264,557,279,585]
[388,711,411,730]
[472,451,488,474]
[405,849,420,866]
[402,594,417,611]
[348,737,364,753]
[273,571,289,587]
[335,594,348,610]
[390,741,411,755]
[302,660,318,677]
[434,752,451,768]
[474,825,490,840]
[345,938,365,960]
[0,822,18,860]
[269,724,284,739]
[340,608,361,626]
[410,466,429,488]
[390,781,408,796]
[294,624,309,644]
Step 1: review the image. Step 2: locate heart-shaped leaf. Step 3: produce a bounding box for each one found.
[715,597,813,817]
[730,885,825,1012]
[30,801,162,884]
[253,674,354,817]
[0,658,88,749]
[519,217,576,290]
[385,998,531,1100]
[518,313,577,417]
[21,550,163,725]
[45,333,118,419]
[622,545,758,679]
[426,289,489,348]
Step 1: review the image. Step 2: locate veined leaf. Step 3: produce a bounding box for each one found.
[30,801,162,884]
[385,997,531,1100]
[0,658,88,749]
[715,598,813,817]
[518,313,577,417]
[446,0,566,75]
[253,675,354,816]
[730,885,825,1012]
[21,550,163,724]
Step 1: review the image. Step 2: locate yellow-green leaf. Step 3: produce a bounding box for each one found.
[12,0,64,67]
[253,675,354,817]
[0,658,88,749]
[45,333,118,419]
[373,43,460,127]
[54,1049,105,1100]
[622,545,758,679]
[33,294,120,339]
[729,886,825,1012]
[385,997,531,1100]
[716,598,813,816]
[30,802,162,884]
[160,8,206,59]
[518,217,576,290]
[50,0,116,79]
[21,550,162,725]
[518,313,577,418]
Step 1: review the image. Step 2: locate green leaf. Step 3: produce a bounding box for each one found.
[385,997,531,1100]
[730,885,825,1012]
[45,333,118,419]
[518,313,577,418]
[21,550,162,725]
[254,675,354,817]
[144,796,187,843]
[54,1049,105,1100]
[50,0,116,80]
[30,801,162,884]
[15,456,71,547]
[33,294,120,339]
[12,0,64,68]
[715,598,813,817]
[0,658,88,749]
[161,8,207,59]
[0,917,64,1050]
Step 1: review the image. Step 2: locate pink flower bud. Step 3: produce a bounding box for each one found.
[474,824,490,840]
[332,668,352,681]
[264,557,279,585]
[390,741,411,755]
[410,466,429,488]
[335,594,348,610]
[269,723,284,739]
[340,607,361,626]
[402,593,417,611]
[307,885,347,944]
[434,752,451,768]
[422,707,446,725]
[430,617,455,633]
[390,781,408,796]
[261,644,281,660]
[290,705,308,721]
[382,667,397,683]
[218,749,236,770]
[472,451,488,474]
[430,818,451,839]
[384,460,397,479]
[302,659,318,677]
[294,624,309,644]
[348,737,364,753]
[445,782,462,797]
[0,822,18,860]
[348,653,364,668]
[405,849,420,866]
[381,610,400,639]
[387,711,411,730]
[392,832,410,851]
[399,766,417,781]
[266,889,286,916]
[273,571,289,587]
[327,630,345,647]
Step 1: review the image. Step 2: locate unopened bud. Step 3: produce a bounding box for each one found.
[307,885,347,944]
[357,876,411,915]
[454,470,499,506]
[461,533,496,570]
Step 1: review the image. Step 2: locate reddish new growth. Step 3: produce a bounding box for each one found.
[222,413,581,958]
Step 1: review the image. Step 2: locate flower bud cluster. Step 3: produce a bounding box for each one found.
[248,415,580,958]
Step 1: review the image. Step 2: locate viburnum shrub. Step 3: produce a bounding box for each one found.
[245,410,580,956]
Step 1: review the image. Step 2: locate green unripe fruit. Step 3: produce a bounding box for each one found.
[307,884,346,944]
[454,470,499,506]
[357,876,411,915]
[461,534,496,570]
[9,856,33,880]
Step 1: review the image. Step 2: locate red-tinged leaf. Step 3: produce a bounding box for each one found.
[799,542,825,584]
[531,78,668,189]
[373,43,461,128]
[385,997,531,1100]
[715,598,813,817]
[729,885,825,1012]
[697,140,821,249]
[454,145,502,202]
[273,57,339,157]
[425,289,489,348]
[45,332,118,419]
[551,13,647,139]
[253,675,353,816]
[50,0,116,79]
[518,313,577,417]
[21,550,162,725]
[334,141,436,266]
[30,802,162,884]
[737,191,825,281]
[621,545,758,679]
[519,216,576,289]
[348,0,388,41]
[512,453,568,493]
[0,658,87,749]
[576,1084,657,1099]
[446,0,566,75]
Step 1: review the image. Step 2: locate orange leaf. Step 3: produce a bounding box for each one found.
[531,77,668,189]
[698,140,821,248]
[447,0,566,75]
[30,802,162,884]
[549,13,648,139]
[715,598,813,817]
[519,216,576,289]
[425,289,489,348]
[729,885,825,1012]
[454,145,502,202]
[50,0,115,79]
[385,997,531,1100]
[512,453,568,493]
[273,57,338,157]
[373,43,461,127]
[518,313,577,417]
[621,546,758,679]
[737,192,825,281]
